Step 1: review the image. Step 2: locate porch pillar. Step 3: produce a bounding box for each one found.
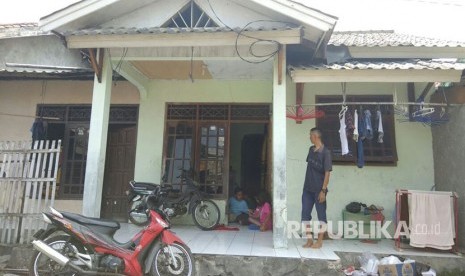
[272,46,288,248]
[82,50,112,217]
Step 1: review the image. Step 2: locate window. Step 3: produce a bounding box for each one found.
[37,105,139,199]
[162,1,219,28]
[316,95,398,165]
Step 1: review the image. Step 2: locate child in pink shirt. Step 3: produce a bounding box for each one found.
[248,192,272,231]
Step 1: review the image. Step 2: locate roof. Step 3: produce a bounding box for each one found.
[0,67,91,74]
[38,0,336,48]
[0,67,94,80]
[0,22,50,39]
[329,30,465,48]
[289,59,465,71]
[63,26,299,36]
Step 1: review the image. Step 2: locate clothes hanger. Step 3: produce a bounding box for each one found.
[412,102,435,117]
[339,105,348,119]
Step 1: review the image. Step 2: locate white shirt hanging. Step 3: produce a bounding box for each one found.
[353,109,359,142]
[377,110,384,143]
[339,108,349,155]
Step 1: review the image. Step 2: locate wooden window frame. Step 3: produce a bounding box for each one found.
[315,95,398,166]
[36,104,139,199]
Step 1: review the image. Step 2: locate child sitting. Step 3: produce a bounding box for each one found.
[248,191,272,231]
[228,187,250,225]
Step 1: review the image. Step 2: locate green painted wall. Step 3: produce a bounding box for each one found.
[134,79,435,230]
[286,82,435,235]
[135,80,272,224]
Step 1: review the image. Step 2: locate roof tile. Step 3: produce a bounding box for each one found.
[289,59,465,71]
[329,30,465,47]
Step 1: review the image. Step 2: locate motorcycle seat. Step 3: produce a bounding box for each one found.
[132,182,158,191]
[61,212,120,232]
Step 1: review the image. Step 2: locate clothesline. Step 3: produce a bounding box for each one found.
[288,102,461,107]
[0,112,60,120]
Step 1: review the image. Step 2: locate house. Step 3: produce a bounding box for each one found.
[0,0,464,250]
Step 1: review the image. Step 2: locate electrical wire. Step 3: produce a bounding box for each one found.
[206,0,298,64]
[107,48,128,85]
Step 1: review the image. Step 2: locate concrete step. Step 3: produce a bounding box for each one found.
[1,245,464,275]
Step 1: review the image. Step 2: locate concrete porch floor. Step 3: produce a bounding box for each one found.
[115,223,460,261]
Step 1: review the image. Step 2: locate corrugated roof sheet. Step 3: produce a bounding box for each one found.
[0,22,50,39]
[289,59,465,71]
[329,30,465,47]
[64,26,299,36]
[0,68,88,74]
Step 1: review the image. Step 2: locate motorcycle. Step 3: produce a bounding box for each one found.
[29,195,195,276]
[127,171,220,231]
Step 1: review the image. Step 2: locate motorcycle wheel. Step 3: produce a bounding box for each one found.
[192,199,220,231]
[128,197,150,226]
[29,235,86,276]
[150,242,195,276]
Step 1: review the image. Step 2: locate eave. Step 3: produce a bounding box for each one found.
[39,0,120,32]
[289,69,463,83]
[66,28,302,48]
[348,46,465,59]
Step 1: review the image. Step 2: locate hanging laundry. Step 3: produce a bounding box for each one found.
[31,119,47,142]
[364,110,374,140]
[353,109,359,142]
[345,109,355,140]
[376,110,384,143]
[359,109,367,141]
[357,112,365,168]
[339,107,349,156]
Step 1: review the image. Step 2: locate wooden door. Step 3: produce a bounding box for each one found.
[101,126,137,221]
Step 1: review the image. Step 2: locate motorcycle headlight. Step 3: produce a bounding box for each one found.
[155,216,169,228]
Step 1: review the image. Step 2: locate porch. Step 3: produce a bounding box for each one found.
[116,224,460,260]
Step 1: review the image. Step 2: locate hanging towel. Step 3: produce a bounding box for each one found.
[409,192,454,250]
[353,110,359,142]
[376,110,384,143]
[364,110,373,140]
[339,110,349,155]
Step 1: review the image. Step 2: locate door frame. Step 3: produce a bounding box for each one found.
[195,122,229,199]
[162,103,270,200]
[101,124,138,220]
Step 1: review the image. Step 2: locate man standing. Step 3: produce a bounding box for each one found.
[302,128,332,249]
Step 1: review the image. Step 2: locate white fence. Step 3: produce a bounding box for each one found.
[0,140,61,244]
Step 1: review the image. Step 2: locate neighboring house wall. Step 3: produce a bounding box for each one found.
[286,82,435,235]
[0,79,140,213]
[0,80,140,141]
[432,105,465,250]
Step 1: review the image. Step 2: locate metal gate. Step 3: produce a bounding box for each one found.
[0,140,61,244]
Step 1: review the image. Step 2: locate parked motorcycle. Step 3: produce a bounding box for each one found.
[127,171,220,230]
[29,196,195,276]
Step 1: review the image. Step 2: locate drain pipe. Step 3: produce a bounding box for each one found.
[310,30,328,63]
